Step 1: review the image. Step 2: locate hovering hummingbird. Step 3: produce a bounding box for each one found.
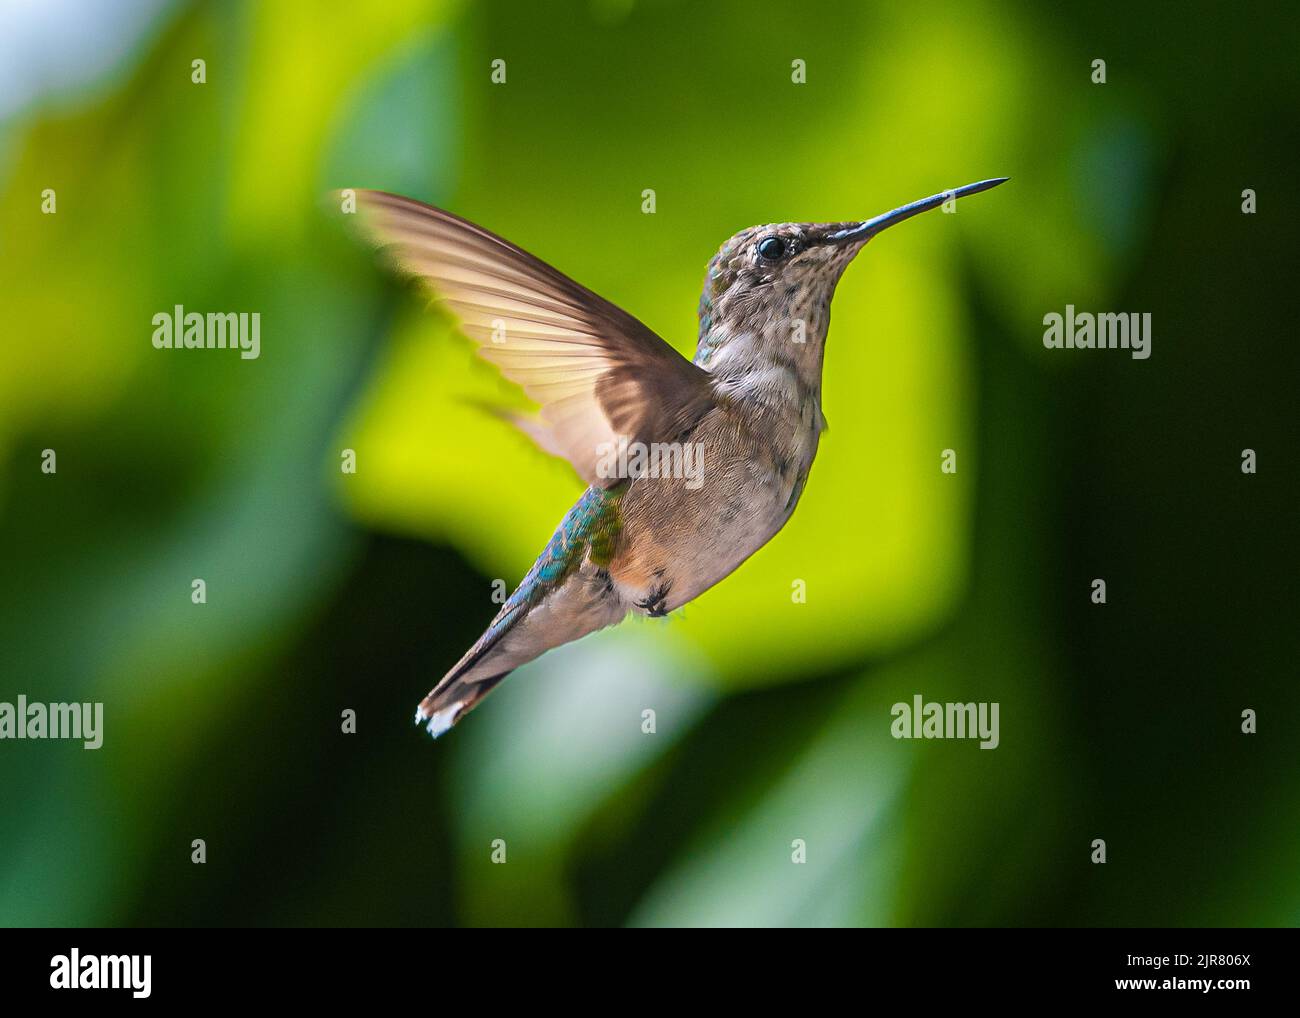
[345,177,1007,738]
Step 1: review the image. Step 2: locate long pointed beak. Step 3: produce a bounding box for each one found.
[827,177,1008,245]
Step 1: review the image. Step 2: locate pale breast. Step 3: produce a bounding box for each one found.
[609,401,819,614]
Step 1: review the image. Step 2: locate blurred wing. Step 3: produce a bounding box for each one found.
[349,189,716,484]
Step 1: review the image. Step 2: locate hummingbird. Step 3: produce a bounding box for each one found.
[345,177,1007,738]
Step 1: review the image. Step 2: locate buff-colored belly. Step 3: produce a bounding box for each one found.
[610,441,811,612]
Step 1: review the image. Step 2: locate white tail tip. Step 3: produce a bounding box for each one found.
[424,704,461,739]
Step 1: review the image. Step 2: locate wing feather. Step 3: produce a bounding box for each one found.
[348,189,716,483]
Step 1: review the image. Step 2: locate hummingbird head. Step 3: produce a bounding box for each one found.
[694,178,1007,383]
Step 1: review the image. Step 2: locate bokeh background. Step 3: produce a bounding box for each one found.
[0,0,1296,927]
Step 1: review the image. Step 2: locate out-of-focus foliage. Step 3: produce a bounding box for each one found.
[0,0,1296,927]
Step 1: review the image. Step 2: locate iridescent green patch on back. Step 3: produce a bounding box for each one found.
[528,484,624,587]
[587,488,623,568]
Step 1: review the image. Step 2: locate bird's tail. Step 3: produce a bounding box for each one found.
[414,600,526,738]
[415,484,627,739]
[415,668,512,739]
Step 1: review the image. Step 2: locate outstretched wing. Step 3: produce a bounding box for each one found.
[347,189,717,485]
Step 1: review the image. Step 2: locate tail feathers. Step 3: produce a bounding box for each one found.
[415,602,526,738]
[415,670,511,738]
[416,483,624,739]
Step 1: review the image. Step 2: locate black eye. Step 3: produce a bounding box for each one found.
[757,236,786,261]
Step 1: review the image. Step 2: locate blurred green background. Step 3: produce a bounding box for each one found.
[0,0,1296,927]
